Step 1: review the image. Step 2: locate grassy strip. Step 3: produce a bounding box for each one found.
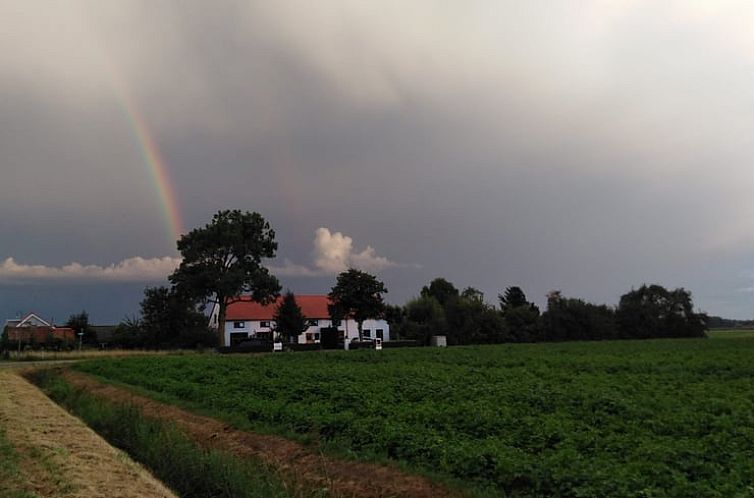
[1,349,195,362]
[30,370,297,498]
[0,428,39,498]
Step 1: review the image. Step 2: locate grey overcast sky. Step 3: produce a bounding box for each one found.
[2,0,754,323]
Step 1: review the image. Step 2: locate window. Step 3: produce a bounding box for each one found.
[305,333,313,343]
[233,321,245,329]
[314,333,321,341]
[363,329,371,338]
[376,329,384,339]
[260,321,270,328]
[332,318,341,327]
[307,319,319,327]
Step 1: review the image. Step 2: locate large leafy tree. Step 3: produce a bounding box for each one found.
[542,292,617,342]
[140,286,215,348]
[617,284,707,339]
[420,278,459,307]
[169,210,281,346]
[402,296,446,345]
[273,291,308,343]
[328,268,387,341]
[383,304,406,340]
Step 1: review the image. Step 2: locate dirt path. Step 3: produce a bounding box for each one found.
[60,370,461,498]
[0,370,178,498]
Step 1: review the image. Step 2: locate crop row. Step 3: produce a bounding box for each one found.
[76,338,754,497]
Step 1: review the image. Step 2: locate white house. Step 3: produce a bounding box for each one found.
[208,295,390,347]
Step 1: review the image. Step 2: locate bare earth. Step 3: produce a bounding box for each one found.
[61,370,462,498]
[0,369,177,498]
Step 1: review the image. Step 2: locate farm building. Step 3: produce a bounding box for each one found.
[3,312,75,344]
[208,295,390,347]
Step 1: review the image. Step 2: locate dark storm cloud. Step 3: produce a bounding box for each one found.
[3,1,754,321]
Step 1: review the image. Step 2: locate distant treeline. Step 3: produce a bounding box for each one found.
[706,316,754,329]
[1,280,710,353]
[387,279,708,345]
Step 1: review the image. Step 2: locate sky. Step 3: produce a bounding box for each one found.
[2,0,754,323]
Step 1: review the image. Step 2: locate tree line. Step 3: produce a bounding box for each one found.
[387,279,708,345]
[3,209,709,351]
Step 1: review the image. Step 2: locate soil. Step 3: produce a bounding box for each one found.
[59,369,462,498]
[0,369,177,498]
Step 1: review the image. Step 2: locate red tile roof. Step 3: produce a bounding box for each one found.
[226,295,332,321]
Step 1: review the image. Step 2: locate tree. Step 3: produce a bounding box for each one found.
[169,210,281,346]
[273,291,308,343]
[328,268,387,341]
[461,286,485,303]
[617,284,707,339]
[444,295,507,345]
[498,286,529,311]
[542,291,617,342]
[66,310,96,345]
[383,304,406,340]
[499,286,541,342]
[111,316,145,349]
[140,286,215,348]
[420,278,459,307]
[402,296,446,345]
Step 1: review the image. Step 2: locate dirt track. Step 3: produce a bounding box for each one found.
[0,369,177,498]
[61,369,461,498]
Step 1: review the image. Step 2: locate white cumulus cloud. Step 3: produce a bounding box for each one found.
[0,256,181,282]
[271,227,400,277]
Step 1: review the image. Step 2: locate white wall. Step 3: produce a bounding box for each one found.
[223,319,274,346]
[222,317,390,346]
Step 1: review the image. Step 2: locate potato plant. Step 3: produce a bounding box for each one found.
[76,338,754,497]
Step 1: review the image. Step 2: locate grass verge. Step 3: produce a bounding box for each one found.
[0,427,39,498]
[29,369,296,498]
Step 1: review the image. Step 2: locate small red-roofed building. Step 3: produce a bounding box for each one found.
[209,295,390,346]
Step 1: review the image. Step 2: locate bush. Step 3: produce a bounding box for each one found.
[218,342,273,354]
[284,343,322,352]
[348,341,376,350]
[382,340,420,348]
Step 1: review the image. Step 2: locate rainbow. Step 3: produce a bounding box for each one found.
[110,77,184,249]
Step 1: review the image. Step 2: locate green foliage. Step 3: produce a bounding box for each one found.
[328,269,387,340]
[31,371,292,498]
[111,316,146,349]
[170,210,281,345]
[383,304,406,340]
[75,339,754,497]
[542,291,618,341]
[402,296,447,345]
[498,286,530,310]
[273,291,308,343]
[617,284,708,339]
[420,278,460,307]
[65,310,96,345]
[444,296,506,345]
[140,286,217,348]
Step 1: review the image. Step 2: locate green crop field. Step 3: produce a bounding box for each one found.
[74,338,754,497]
